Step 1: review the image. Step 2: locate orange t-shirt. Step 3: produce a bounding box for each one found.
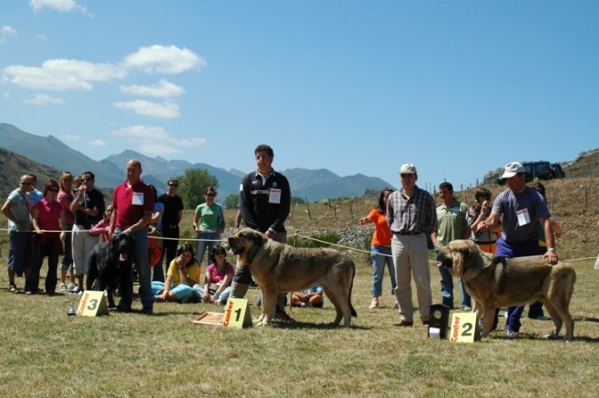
[368,208,392,247]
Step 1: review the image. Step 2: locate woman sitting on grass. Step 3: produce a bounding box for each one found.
[151,243,200,302]
[193,244,234,305]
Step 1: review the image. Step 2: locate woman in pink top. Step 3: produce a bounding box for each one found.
[359,188,397,309]
[193,244,234,305]
[27,179,67,295]
[57,172,77,292]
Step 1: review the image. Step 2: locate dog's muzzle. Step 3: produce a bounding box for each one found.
[435,251,452,268]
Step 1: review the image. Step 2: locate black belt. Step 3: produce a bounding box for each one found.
[473,240,496,244]
[164,224,179,229]
[395,231,422,236]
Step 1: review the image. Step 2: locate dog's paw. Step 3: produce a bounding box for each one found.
[252,318,271,327]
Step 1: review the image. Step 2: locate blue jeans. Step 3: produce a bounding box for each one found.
[370,245,396,297]
[117,228,152,310]
[437,266,472,309]
[8,230,33,276]
[60,224,73,271]
[195,231,220,267]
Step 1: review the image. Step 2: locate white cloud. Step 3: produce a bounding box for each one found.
[119,79,185,98]
[23,93,64,105]
[1,26,17,43]
[2,59,126,91]
[37,34,48,41]
[113,99,180,119]
[89,139,106,146]
[29,0,89,14]
[139,143,181,155]
[62,133,81,140]
[2,91,10,100]
[111,125,206,156]
[122,45,206,74]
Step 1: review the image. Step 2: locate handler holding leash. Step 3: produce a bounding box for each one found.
[478,162,557,337]
[109,159,155,315]
[229,144,293,322]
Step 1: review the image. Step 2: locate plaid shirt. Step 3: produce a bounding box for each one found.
[386,186,437,235]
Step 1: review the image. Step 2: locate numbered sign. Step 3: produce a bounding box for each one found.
[222,298,252,328]
[76,291,109,317]
[448,312,477,343]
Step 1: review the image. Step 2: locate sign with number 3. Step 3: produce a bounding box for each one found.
[76,291,109,316]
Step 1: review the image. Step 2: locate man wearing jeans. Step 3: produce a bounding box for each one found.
[386,163,437,327]
[478,161,557,337]
[431,182,471,310]
[110,159,154,314]
[2,175,34,293]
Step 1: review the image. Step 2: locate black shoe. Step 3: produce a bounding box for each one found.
[116,305,132,313]
[141,307,153,315]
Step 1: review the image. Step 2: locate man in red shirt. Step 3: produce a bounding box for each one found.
[109,159,154,314]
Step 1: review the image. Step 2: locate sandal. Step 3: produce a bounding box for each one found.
[8,283,20,293]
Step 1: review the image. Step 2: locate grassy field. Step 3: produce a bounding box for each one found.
[1,182,599,397]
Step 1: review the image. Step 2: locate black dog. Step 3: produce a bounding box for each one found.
[87,234,135,308]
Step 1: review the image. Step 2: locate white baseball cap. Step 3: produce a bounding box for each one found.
[501,162,525,179]
[399,163,417,174]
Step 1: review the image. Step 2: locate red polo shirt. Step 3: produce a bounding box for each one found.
[112,180,154,227]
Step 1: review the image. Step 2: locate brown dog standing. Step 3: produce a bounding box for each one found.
[437,240,576,341]
[228,228,357,327]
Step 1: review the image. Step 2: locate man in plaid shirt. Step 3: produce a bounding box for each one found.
[386,163,437,327]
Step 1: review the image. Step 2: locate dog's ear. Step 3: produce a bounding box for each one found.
[249,229,266,247]
[456,240,478,276]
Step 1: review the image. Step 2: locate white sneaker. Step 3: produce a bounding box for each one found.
[68,282,78,290]
[59,283,68,292]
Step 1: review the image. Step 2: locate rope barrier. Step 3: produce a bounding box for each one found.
[0,227,224,243]
[1,227,597,263]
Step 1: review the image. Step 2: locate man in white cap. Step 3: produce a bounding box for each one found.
[386,163,437,327]
[477,161,557,337]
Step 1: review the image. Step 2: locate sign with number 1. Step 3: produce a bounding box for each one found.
[449,312,477,343]
[222,298,252,328]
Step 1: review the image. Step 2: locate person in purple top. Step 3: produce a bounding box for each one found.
[478,161,557,337]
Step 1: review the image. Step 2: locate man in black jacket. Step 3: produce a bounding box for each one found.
[230,144,293,321]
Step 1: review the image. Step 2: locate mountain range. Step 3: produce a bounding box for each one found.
[0,123,393,202]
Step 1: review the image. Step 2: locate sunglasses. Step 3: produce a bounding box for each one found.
[20,182,32,186]
[205,193,216,197]
[48,188,59,193]
[82,178,93,182]
[63,179,73,182]
[168,183,178,187]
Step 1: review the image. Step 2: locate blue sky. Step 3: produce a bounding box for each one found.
[1,0,597,191]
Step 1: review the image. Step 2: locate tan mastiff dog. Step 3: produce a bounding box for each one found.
[228,228,357,327]
[436,240,576,341]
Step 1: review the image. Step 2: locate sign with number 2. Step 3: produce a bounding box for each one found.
[449,312,477,343]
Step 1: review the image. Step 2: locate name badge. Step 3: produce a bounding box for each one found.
[516,209,530,226]
[269,188,282,204]
[132,192,144,206]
